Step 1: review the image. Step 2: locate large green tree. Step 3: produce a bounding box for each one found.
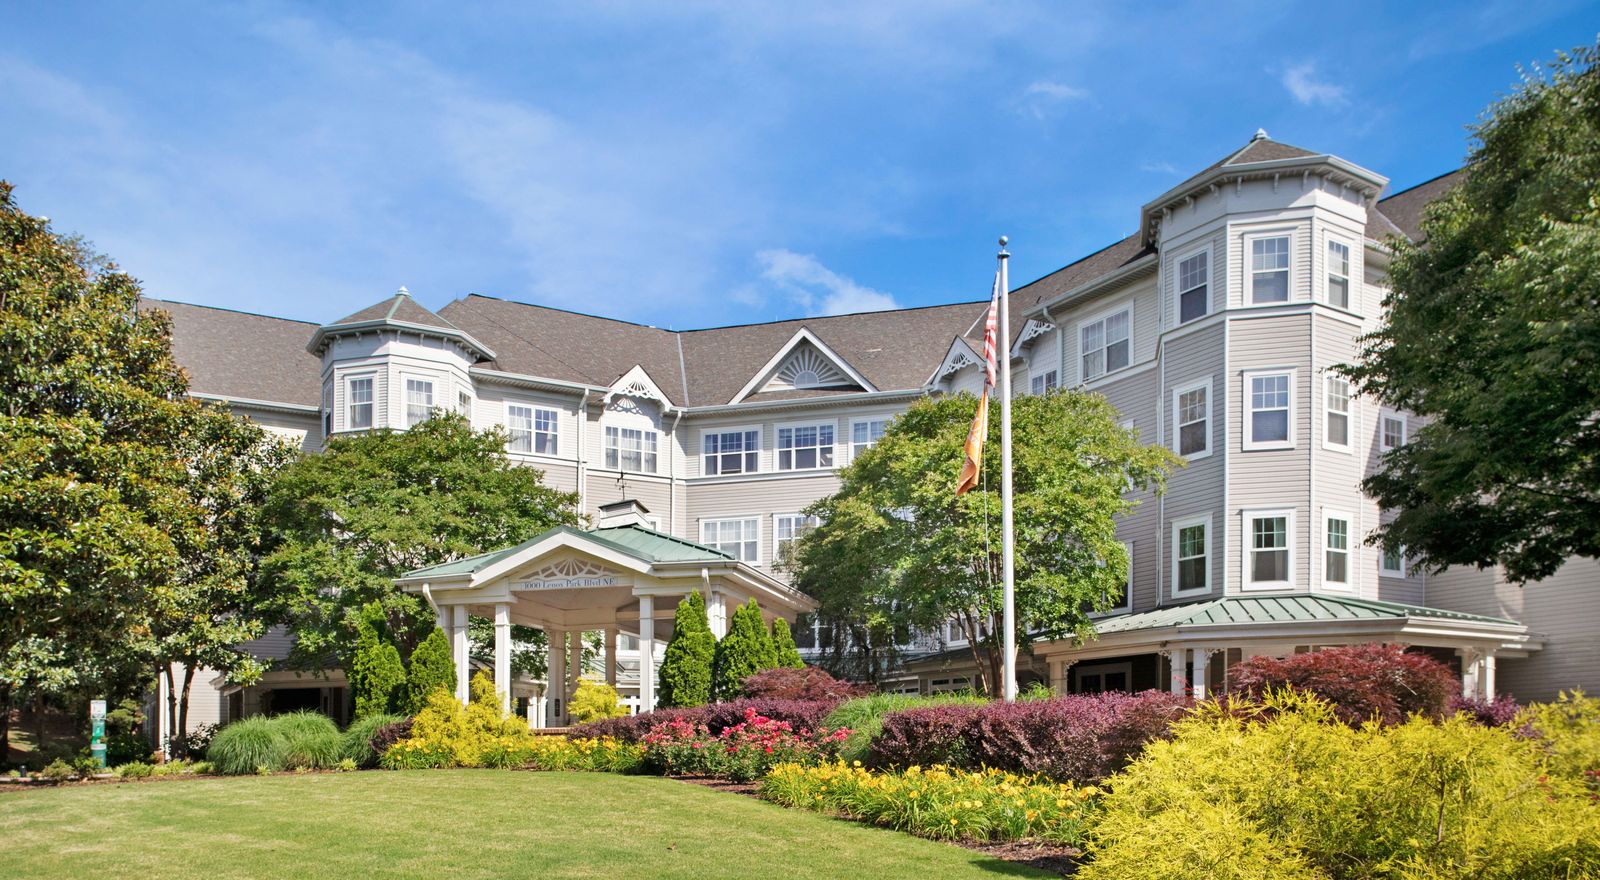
[790,390,1175,694]
[712,599,776,701]
[657,592,714,708]
[259,412,581,674]
[1342,43,1600,583]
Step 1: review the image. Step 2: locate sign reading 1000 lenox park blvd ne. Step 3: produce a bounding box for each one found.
[515,575,622,591]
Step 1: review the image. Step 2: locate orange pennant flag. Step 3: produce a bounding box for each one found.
[955,388,989,496]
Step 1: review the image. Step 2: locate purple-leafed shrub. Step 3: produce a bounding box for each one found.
[368,717,414,757]
[1227,643,1458,726]
[569,699,836,743]
[868,690,1188,783]
[1449,693,1522,726]
[740,667,872,703]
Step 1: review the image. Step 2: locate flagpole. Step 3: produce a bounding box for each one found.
[997,236,1017,702]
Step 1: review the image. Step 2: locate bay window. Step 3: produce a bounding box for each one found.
[1251,235,1290,303]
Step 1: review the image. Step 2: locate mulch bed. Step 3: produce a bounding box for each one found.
[668,775,1083,876]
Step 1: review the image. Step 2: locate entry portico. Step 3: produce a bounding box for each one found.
[395,500,815,724]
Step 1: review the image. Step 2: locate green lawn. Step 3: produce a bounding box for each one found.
[0,770,1050,879]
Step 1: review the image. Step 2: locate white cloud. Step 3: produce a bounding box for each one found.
[1281,63,1348,107]
[1140,160,1178,175]
[756,249,898,315]
[1016,79,1091,119]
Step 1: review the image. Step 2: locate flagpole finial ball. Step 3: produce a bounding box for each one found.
[998,235,1008,247]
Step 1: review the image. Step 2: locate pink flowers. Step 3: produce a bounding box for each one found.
[639,705,853,783]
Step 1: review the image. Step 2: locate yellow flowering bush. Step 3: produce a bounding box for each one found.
[759,759,1095,845]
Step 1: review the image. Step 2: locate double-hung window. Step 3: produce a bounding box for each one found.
[777,423,834,470]
[1246,509,1294,590]
[1324,511,1351,588]
[604,426,658,473]
[346,376,374,430]
[1102,542,1133,613]
[1173,379,1210,458]
[1251,235,1291,303]
[1177,250,1209,323]
[1324,377,1351,451]
[1244,370,1294,449]
[507,404,558,455]
[1080,307,1130,381]
[702,517,759,563]
[704,428,760,475]
[1326,239,1351,308]
[774,513,820,565]
[1381,413,1406,451]
[850,419,889,459]
[322,381,333,437]
[1380,544,1407,577]
[404,378,434,427]
[1172,515,1210,595]
[1030,369,1059,395]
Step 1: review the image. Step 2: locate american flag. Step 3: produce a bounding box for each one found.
[981,273,1000,389]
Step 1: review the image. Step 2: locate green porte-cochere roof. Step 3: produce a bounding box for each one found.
[402,523,734,580]
[1091,594,1521,635]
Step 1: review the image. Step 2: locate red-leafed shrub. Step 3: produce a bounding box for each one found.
[869,690,1188,783]
[1227,643,1457,725]
[639,707,852,782]
[1450,693,1522,726]
[740,667,871,703]
[569,698,836,743]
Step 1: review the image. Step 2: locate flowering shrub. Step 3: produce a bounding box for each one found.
[640,707,851,782]
[570,698,836,743]
[761,761,1096,845]
[1518,691,1600,796]
[870,690,1188,783]
[740,667,871,702]
[1449,693,1522,726]
[525,736,643,773]
[1227,643,1457,725]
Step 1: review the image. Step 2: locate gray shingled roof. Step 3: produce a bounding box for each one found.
[330,291,463,332]
[142,297,323,407]
[1376,168,1466,242]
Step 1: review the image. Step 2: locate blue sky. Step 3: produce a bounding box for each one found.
[2,2,1594,328]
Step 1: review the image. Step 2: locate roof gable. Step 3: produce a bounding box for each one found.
[606,364,676,411]
[730,328,876,404]
[311,289,495,360]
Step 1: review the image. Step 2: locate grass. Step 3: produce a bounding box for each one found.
[0,770,1050,879]
[825,692,989,765]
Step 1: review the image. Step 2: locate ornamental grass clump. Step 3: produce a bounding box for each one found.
[207,715,283,775]
[340,712,405,768]
[760,761,1096,845]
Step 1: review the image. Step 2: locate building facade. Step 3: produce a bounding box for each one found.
[149,132,1598,733]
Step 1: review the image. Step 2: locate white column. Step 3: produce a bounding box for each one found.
[1167,648,1187,695]
[1459,649,1481,699]
[568,628,584,701]
[708,590,727,639]
[432,590,448,634]
[451,605,470,704]
[1482,653,1496,700]
[639,595,657,712]
[546,629,566,727]
[1192,648,1210,701]
[493,603,512,715]
[604,626,619,688]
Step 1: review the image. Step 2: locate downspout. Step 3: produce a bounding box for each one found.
[670,408,686,535]
[577,390,595,517]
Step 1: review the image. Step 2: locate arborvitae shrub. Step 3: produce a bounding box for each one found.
[658,592,715,708]
[713,600,769,701]
[405,627,455,714]
[770,617,804,669]
[350,602,406,720]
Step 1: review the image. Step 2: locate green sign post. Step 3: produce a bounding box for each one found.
[90,699,107,769]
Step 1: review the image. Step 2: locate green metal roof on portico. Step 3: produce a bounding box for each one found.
[401,523,734,580]
[1091,594,1520,635]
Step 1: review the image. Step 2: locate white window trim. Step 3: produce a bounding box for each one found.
[1380,411,1408,452]
[321,381,333,438]
[400,373,436,428]
[344,373,376,431]
[603,423,660,474]
[773,512,819,565]
[1244,229,1296,305]
[1075,300,1134,383]
[1174,243,1211,324]
[1109,541,1133,614]
[1242,507,1297,592]
[1242,367,1297,451]
[1321,508,1354,591]
[701,516,762,565]
[505,401,560,457]
[1379,543,1408,577]
[1321,374,1354,454]
[774,419,839,472]
[1029,366,1060,396]
[1170,377,1212,461]
[1323,232,1355,312]
[700,424,764,476]
[1169,513,1212,598]
[848,417,891,461]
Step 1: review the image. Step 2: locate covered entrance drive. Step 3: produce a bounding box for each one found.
[395,501,816,725]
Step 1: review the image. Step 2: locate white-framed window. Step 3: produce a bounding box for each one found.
[1106,542,1133,614]
[1177,248,1209,324]
[507,404,558,455]
[1381,412,1407,451]
[702,517,759,563]
[1171,514,1210,595]
[777,422,835,471]
[1074,662,1133,694]
[404,377,434,428]
[346,375,374,430]
[604,425,658,473]
[1323,510,1352,589]
[322,381,333,437]
[1380,544,1407,577]
[1172,378,1211,459]
[1244,508,1296,590]
[458,391,472,416]
[1030,369,1059,395]
[1326,238,1351,309]
[774,513,820,565]
[1243,369,1295,450]
[1079,305,1131,381]
[1323,376,1351,452]
[1250,234,1291,303]
[850,418,889,459]
[703,427,761,475]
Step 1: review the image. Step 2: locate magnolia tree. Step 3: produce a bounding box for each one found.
[790,390,1176,695]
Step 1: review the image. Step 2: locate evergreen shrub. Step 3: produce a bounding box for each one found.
[657,592,715,708]
[1227,643,1456,725]
[405,627,456,715]
[770,618,804,669]
[712,600,774,700]
[381,673,532,769]
[569,680,627,724]
[350,603,406,720]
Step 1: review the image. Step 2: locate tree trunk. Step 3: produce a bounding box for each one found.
[32,692,46,754]
[0,683,10,764]
[174,664,194,760]
[960,611,991,696]
[161,665,178,761]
